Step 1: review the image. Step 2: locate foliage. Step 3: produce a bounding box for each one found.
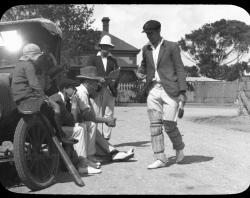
[224,62,248,81]
[179,19,250,78]
[184,65,200,77]
[1,4,101,66]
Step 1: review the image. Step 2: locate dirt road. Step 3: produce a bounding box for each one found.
[5,105,250,194]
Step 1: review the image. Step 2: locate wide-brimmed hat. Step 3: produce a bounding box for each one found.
[142,20,161,33]
[76,66,104,81]
[98,35,114,48]
[58,78,79,90]
[19,43,43,61]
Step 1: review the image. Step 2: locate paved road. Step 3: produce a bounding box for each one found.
[6,105,250,194]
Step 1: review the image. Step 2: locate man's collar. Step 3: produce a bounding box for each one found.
[147,38,165,49]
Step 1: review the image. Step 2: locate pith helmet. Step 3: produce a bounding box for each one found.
[98,35,114,48]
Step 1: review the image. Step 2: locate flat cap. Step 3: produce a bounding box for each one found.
[142,20,161,33]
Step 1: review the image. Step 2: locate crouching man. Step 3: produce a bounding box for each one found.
[74,66,135,166]
[49,78,102,175]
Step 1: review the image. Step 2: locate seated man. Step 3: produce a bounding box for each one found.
[11,43,76,144]
[49,78,102,175]
[74,66,135,164]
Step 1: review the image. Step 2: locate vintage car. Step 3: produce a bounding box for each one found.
[0,18,84,190]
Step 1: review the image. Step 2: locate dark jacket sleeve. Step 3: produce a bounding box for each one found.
[49,94,75,126]
[172,43,187,92]
[137,46,147,77]
[108,56,120,97]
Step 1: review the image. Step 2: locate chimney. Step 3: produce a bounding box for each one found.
[102,17,110,33]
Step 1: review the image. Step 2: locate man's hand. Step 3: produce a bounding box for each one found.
[178,92,187,107]
[70,92,78,108]
[105,117,116,127]
[136,71,146,80]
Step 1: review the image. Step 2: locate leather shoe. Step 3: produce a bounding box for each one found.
[147,160,167,169]
[78,166,102,175]
[176,149,184,163]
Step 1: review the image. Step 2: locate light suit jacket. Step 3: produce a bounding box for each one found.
[138,40,187,97]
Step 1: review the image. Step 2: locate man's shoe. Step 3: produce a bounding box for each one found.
[147,160,167,169]
[88,156,101,166]
[112,151,134,162]
[176,149,184,163]
[86,159,101,169]
[78,166,102,175]
[127,148,134,154]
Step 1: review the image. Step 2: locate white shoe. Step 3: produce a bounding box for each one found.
[127,148,134,154]
[86,159,101,169]
[112,151,134,161]
[147,160,167,169]
[78,166,102,175]
[88,156,102,166]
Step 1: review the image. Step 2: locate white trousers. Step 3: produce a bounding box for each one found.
[147,83,179,121]
[62,124,88,158]
[91,86,115,139]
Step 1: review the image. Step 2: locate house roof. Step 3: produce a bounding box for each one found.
[100,31,140,52]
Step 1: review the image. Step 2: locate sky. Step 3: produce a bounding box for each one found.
[89,4,250,66]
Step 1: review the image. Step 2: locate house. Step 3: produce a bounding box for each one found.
[68,17,140,83]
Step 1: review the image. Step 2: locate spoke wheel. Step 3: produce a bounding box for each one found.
[13,114,59,191]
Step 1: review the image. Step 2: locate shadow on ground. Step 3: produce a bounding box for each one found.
[114,140,150,148]
[55,170,93,185]
[169,155,214,165]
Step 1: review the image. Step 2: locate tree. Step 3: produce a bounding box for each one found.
[1,4,101,65]
[184,65,200,77]
[179,19,250,79]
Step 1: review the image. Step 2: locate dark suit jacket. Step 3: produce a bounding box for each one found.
[138,40,187,97]
[87,54,119,97]
[49,93,75,127]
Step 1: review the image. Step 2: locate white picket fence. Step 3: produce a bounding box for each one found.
[116,81,239,104]
[116,82,145,104]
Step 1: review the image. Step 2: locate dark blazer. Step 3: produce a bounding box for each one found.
[49,93,75,127]
[87,54,119,97]
[138,40,187,97]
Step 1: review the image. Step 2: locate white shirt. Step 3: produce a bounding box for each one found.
[58,91,65,102]
[97,51,112,72]
[75,84,90,112]
[148,38,164,82]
